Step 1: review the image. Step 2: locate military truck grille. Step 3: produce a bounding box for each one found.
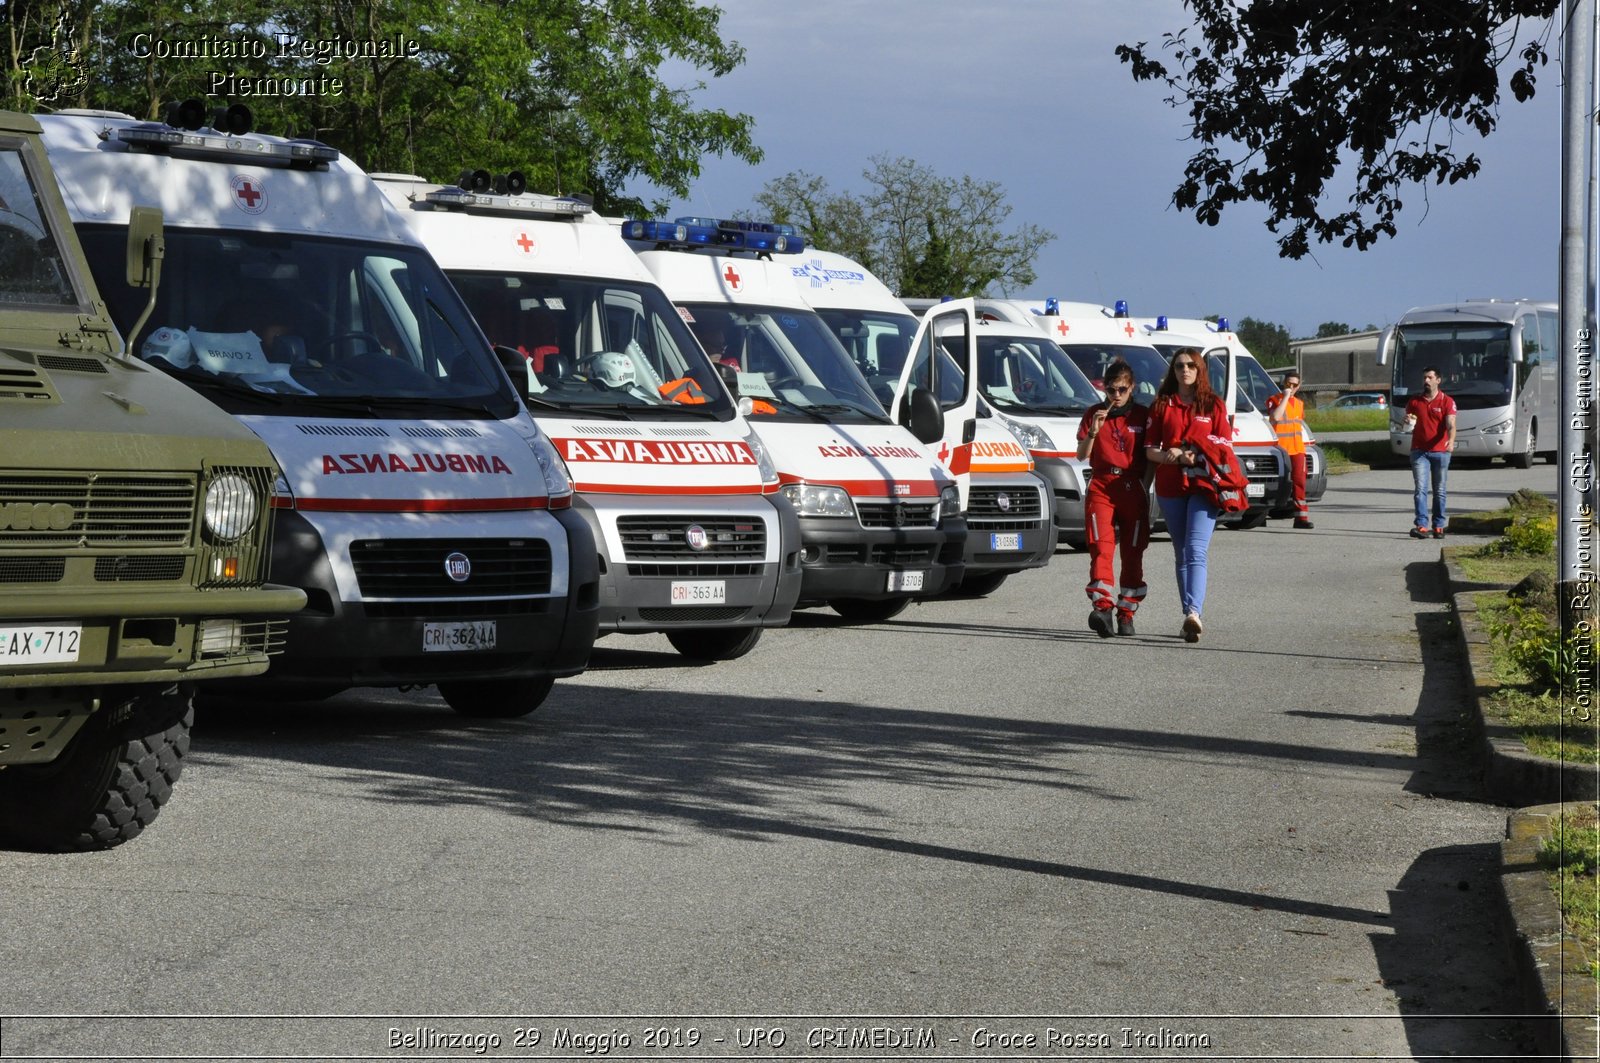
[0,474,195,547]
[37,354,108,374]
[349,539,552,598]
[95,556,187,582]
[0,558,64,583]
[855,501,939,529]
[617,516,765,560]
[967,486,1044,529]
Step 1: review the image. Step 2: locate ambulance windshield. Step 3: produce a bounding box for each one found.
[77,226,521,419]
[971,333,1102,415]
[1060,343,1167,402]
[447,271,734,419]
[679,304,889,422]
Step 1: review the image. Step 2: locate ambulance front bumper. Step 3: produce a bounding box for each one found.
[242,508,600,689]
[963,474,1055,575]
[794,516,967,604]
[577,493,803,634]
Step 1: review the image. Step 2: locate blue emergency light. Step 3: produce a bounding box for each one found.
[1044,297,1060,315]
[1114,299,1130,318]
[1215,317,1230,332]
[623,215,804,254]
[1155,315,1169,331]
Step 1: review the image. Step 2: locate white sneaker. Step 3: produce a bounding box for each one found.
[1182,614,1203,643]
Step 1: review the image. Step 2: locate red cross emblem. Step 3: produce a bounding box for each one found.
[229,174,267,214]
[237,182,261,207]
[938,441,951,465]
[1055,319,1069,337]
[516,232,534,253]
[722,264,742,291]
[1121,320,1136,338]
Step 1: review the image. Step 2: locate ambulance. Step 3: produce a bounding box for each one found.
[372,174,800,660]
[789,248,1053,595]
[39,106,599,717]
[626,218,971,622]
[1139,316,1319,520]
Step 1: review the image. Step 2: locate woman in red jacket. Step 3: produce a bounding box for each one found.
[1144,347,1232,643]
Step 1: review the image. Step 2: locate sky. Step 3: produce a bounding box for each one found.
[636,0,1561,340]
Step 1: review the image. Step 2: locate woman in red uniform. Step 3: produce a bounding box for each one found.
[1145,347,1231,643]
[1075,360,1149,637]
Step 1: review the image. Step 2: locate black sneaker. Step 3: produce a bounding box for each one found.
[1432,527,1446,539]
[1293,518,1314,529]
[1409,527,1428,539]
[1088,608,1115,638]
[1116,616,1135,637]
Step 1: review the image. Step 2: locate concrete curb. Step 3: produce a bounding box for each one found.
[1501,805,1599,1061]
[1442,550,1599,1060]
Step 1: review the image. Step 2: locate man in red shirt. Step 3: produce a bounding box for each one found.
[1404,366,1457,538]
[1075,360,1150,636]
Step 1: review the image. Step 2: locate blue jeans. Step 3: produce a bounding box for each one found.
[1410,450,1451,529]
[1157,493,1219,618]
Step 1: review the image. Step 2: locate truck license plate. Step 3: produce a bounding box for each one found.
[1245,483,1265,498]
[886,570,925,592]
[671,580,726,604]
[0,624,81,665]
[989,532,1023,551]
[422,620,497,652]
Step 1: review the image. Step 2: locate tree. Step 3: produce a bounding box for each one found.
[1116,1,1558,259]
[10,0,759,214]
[1233,316,1292,367]
[753,154,1054,298]
[1315,321,1353,339]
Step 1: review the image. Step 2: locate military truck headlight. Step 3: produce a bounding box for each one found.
[780,483,854,517]
[204,474,258,541]
[939,484,961,518]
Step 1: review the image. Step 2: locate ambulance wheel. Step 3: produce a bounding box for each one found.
[0,686,192,852]
[665,626,762,662]
[828,597,910,623]
[437,676,555,718]
[957,571,1009,597]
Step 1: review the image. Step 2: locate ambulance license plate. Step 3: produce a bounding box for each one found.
[422,621,497,652]
[1246,483,1265,498]
[886,570,925,592]
[671,580,726,605]
[0,624,81,665]
[989,532,1023,551]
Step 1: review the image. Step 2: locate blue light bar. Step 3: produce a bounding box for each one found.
[118,123,340,170]
[626,216,803,254]
[1114,299,1130,318]
[427,187,592,218]
[622,218,717,246]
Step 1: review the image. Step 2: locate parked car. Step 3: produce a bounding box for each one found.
[1330,392,1389,410]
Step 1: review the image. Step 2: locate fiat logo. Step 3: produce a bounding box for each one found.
[685,524,709,551]
[444,552,471,582]
[997,492,1012,512]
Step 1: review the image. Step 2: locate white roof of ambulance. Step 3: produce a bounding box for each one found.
[637,244,811,309]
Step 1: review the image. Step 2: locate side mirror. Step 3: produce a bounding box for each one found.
[899,385,944,445]
[493,344,532,395]
[1375,325,1395,367]
[122,205,166,353]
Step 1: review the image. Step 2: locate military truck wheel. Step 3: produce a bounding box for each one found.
[665,626,762,661]
[0,687,193,852]
[957,571,1009,597]
[437,675,555,718]
[829,597,910,623]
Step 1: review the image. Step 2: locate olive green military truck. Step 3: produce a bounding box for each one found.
[0,111,304,851]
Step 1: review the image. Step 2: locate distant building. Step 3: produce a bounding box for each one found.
[1288,328,1388,393]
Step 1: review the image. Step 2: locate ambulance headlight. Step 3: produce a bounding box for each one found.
[780,483,854,518]
[999,414,1054,452]
[527,432,574,507]
[1483,418,1514,434]
[203,474,258,542]
[742,426,777,484]
[939,484,961,519]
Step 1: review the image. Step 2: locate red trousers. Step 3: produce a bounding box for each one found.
[1287,451,1307,518]
[1084,474,1149,619]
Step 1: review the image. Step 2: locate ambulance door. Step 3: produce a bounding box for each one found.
[1209,344,1238,425]
[890,298,980,507]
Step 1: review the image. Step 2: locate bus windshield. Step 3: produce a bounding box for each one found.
[1392,322,1513,410]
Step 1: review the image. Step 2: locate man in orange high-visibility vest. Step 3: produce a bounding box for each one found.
[1265,371,1313,529]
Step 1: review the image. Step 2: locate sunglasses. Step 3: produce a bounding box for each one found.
[1174,361,1198,370]
[1105,384,1132,395]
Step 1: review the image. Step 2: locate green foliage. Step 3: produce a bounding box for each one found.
[1494,512,1558,557]
[1507,487,1557,514]
[752,154,1055,298]
[1233,316,1291,365]
[1484,597,1592,695]
[1116,0,1559,258]
[1315,321,1353,338]
[6,0,759,213]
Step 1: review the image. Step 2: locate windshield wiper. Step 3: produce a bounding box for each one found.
[522,396,632,420]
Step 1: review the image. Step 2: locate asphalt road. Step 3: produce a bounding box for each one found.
[2,457,1563,1060]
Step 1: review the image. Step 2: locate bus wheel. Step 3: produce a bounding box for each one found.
[665,626,762,661]
[829,597,910,623]
[438,675,555,718]
[1509,422,1535,469]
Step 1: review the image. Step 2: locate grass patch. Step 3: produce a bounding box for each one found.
[1305,407,1389,432]
[1321,438,1405,473]
[1536,805,1600,983]
[1481,683,1599,765]
[1454,550,1548,587]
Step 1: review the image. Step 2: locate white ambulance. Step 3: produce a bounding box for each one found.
[788,249,1054,595]
[372,175,799,660]
[626,218,971,622]
[1139,316,1319,521]
[40,107,599,716]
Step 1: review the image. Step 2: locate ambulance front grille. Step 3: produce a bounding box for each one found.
[617,516,765,560]
[855,501,939,529]
[967,486,1044,525]
[0,474,196,547]
[349,539,552,598]
[1239,450,1281,485]
[626,563,763,578]
[637,606,749,623]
